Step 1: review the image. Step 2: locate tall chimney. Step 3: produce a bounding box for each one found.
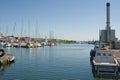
[106,2,111,43]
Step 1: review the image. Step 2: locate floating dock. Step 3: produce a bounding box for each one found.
[0,54,15,64]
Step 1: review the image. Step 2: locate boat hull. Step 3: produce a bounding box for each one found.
[90,49,95,57]
[92,50,119,73]
[93,64,118,73]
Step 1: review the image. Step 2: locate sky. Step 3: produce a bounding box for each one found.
[0,0,120,41]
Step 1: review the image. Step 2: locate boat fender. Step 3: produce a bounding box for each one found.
[100,48,108,50]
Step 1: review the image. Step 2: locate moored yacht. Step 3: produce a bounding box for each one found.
[34,42,42,47]
[5,42,12,47]
[12,42,19,47]
[26,42,34,48]
[19,42,27,48]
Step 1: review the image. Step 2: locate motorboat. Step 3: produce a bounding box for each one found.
[20,42,27,48]
[26,42,34,48]
[12,42,19,47]
[92,50,118,73]
[34,42,42,47]
[5,42,12,47]
[47,42,55,46]
[0,41,6,47]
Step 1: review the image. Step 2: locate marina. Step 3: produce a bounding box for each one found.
[0,44,120,80]
[0,0,120,79]
[0,37,56,48]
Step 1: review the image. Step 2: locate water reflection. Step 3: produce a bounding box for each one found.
[0,63,14,76]
[2,44,120,79]
[92,71,119,80]
[48,46,54,63]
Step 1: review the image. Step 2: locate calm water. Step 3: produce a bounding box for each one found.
[0,44,120,80]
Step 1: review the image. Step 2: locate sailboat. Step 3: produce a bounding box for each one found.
[47,31,55,46]
[33,20,42,47]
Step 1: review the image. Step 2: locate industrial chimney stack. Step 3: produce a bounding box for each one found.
[106,2,111,43]
[99,2,116,44]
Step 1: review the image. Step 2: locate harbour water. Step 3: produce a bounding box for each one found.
[0,44,120,80]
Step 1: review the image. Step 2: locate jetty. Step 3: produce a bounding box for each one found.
[0,49,15,64]
[112,50,120,67]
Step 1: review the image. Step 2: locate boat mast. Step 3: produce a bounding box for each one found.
[49,31,54,43]
[0,22,1,34]
[6,24,9,42]
[12,22,16,36]
[35,20,40,42]
[28,20,31,42]
[6,25,8,36]
[20,19,23,43]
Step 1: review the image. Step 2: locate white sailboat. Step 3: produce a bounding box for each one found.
[33,20,41,47]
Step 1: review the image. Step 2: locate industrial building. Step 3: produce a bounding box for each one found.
[99,3,116,44]
[100,29,116,43]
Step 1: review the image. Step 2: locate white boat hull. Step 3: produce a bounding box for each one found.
[92,50,119,73]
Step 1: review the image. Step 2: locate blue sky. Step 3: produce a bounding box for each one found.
[0,0,120,41]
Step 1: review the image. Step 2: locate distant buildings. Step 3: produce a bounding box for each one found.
[0,33,3,38]
[0,35,31,43]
